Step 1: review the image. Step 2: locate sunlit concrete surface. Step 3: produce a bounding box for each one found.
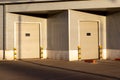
[0,59,120,80]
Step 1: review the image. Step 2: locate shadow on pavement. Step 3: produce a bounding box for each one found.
[20,60,120,80]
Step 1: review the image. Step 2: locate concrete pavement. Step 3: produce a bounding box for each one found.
[22,59,120,79]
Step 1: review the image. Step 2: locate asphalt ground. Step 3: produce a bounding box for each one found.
[0,59,120,80]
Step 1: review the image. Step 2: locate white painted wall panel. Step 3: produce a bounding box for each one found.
[6,13,47,59]
[69,10,106,50]
[6,13,47,50]
[69,10,106,60]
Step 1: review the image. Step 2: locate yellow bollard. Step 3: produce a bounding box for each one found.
[13,48,17,60]
[78,46,81,60]
[99,45,102,60]
[40,47,43,59]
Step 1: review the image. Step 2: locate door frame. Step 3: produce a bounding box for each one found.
[78,20,100,59]
[14,22,41,59]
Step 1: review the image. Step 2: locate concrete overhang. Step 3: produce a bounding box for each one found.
[5,0,120,16]
[0,0,62,4]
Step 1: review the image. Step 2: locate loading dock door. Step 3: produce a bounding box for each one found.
[80,21,99,60]
[16,23,40,59]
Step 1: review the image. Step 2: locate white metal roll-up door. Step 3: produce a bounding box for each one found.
[80,21,99,60]
[16,23,40,59]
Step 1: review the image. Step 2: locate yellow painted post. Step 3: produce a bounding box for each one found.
[78,46,81,60]
[99,45,102,60]
[40,47,43,59]
[13,48,17,60]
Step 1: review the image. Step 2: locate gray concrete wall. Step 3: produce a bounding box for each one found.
[0,5,3,50]
[69,10,106,61]
[47,11,69,60]
[47,11,68,50]
[106,12,120,59]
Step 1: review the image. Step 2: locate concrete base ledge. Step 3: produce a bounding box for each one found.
[107,49,120,60]
[0,50,3,60]
[47,50,69,60]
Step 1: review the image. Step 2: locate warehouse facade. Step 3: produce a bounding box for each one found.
[0,0,120,61]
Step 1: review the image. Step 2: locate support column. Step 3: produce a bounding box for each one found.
[3,4,6,60]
